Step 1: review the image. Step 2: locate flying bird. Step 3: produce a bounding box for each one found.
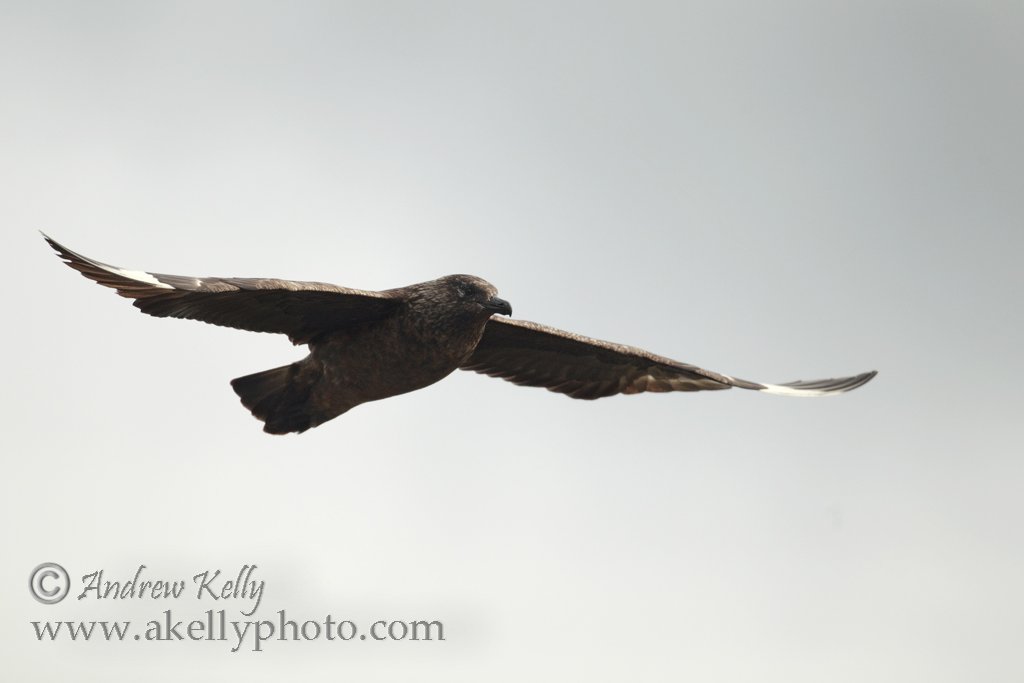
[44,235,876,434]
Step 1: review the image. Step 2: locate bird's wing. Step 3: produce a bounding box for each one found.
[461,316,876,399]
[45,234,401,344]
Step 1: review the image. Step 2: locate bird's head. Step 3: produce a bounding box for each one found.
[434,274,512,318]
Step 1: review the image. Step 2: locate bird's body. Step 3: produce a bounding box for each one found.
[44,235,876,434]
[237,276,501,432]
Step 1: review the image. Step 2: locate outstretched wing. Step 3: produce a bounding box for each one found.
[45,234,401,344]
[461,316,876,399]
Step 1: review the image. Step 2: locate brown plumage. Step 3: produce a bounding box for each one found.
[44,235,876,434]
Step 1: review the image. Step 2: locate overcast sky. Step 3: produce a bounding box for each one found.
[2,1,1022,681]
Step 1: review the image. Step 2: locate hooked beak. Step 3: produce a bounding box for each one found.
[483,296,512,316]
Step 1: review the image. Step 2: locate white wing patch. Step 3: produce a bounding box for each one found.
[102,265,173,289]
[757,383,836,397]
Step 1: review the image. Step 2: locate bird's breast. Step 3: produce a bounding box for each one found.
[307,314,488,408]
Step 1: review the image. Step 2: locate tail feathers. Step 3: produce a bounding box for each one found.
[231,364,318,434]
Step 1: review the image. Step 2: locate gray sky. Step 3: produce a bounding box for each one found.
[2,1,1022,680]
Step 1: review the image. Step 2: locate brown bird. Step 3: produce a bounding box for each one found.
[44,235,876,434]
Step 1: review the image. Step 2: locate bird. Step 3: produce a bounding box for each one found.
[44,234,876,434]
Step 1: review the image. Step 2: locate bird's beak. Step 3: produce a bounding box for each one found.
[483,296,512,316]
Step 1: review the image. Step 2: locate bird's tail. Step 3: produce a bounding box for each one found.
[231,363,319,435]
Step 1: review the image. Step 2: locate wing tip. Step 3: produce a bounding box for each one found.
[42,232,97,268]
[41,231,65,256]
[43,233,175,291]
[757,369,877,397]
